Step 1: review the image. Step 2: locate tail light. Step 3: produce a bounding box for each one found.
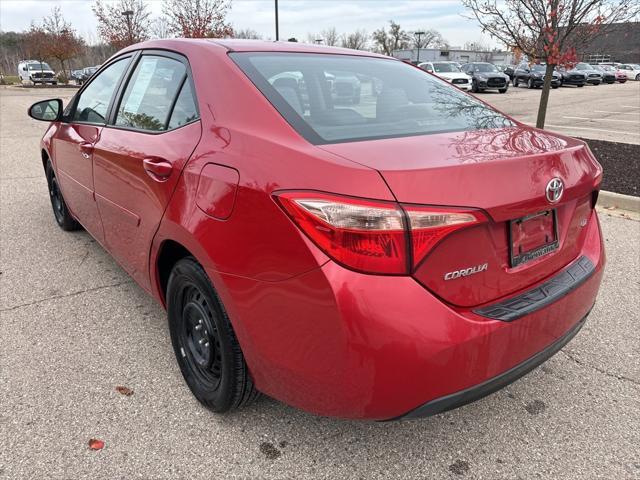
[275,192,485,275]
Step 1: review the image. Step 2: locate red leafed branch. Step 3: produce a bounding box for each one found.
[92,0,151,49]
[163,0,233,38]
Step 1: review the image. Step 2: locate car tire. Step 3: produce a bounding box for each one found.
[498,88,508,94]
[513,77,519,87]
[471,80,479,93]
[636,74,640,81]
[552,85,559,89]
[167,257,260,413]
[527,78,534,89]
[45,161,81,231]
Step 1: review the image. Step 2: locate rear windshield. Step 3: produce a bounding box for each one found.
[231,52,513,144]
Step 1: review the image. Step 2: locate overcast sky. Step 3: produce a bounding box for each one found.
[0,0,499,48]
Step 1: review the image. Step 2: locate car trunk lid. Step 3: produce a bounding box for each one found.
[319,126,602,307]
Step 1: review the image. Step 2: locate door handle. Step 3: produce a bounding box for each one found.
[143,158,173,181]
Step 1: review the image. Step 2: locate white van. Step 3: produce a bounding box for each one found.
[18,60,57,85]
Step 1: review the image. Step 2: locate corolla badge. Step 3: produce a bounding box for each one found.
[444,263,488,281]
[546,177,564,203]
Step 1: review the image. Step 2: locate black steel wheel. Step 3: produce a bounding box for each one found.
[45,161,80,231]
[167,257,259,413]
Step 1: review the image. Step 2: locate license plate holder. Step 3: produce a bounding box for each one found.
[509,210,559,268]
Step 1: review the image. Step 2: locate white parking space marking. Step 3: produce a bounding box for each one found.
[594,110,640,115]
[562,116,640,124]
[621,105,640,109]
[538,124,640,136]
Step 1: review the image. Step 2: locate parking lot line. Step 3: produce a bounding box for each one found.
[621,105,640,109]
[540,123,640,136]
[562,116,640,124]
[593,110,640,115]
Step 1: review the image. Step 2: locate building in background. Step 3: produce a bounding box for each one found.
[393,47,514,65]
[573,22,640,64]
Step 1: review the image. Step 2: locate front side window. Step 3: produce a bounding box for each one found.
[72,58,130,124]
[115,56,187,132]
[232,53,512,144]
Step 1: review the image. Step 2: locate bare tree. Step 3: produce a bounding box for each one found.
[163,0,233,38]
[411,28,447,49]
[463,40,491,51]
[340,30,369,50]
[93,0,151,49]
[463,0,640,128]
[233,28,262,39]
[372,21,410,56]
[151,16,173,39]
[41,7,85,79]
[321,27,340,46]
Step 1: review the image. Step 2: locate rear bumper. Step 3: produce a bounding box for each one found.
[397,308,589,419]
[218,210,605,420]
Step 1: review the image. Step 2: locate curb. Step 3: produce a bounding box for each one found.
[597,190,640,213]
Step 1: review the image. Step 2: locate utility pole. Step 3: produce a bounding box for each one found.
[122,9,134,44]
[414,31,425,63]
[275,0,279,41]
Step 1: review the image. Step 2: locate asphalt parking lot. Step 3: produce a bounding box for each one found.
[484,80,640,144]
[1,86,639,479]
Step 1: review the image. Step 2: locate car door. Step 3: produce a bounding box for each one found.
[92,51,202,291]
[53,56,133,242]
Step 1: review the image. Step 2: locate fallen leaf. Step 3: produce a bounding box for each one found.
[88,439,104,450]
[115,386,134,396]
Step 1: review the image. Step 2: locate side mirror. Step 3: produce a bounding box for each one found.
[28,99,63,122]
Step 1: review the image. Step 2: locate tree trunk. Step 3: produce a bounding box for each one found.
[536,63,556,129]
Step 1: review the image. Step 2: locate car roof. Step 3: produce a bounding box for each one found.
[121,38,388,59]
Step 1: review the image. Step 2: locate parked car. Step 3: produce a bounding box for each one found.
[27,40,604,420]
[597,64,628,83]
[512,63,561,88]
[592,65,616,84]
[17,60,57,85]
[70,69,85,84]
[503,65,515,80]
[555,66,587,87]
[418,61,472,90]
[81,66,100,81]
[573,63,602,85]
[461,62,509,93]
[618,63,640,80]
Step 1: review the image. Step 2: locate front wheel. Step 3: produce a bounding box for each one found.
[471,80,479,93]
[514,77,519,87]
[498,88,508,94]
[527,78,534,89]
[167,257,259,413]
[577,84,584,87]
[45,161,80,231]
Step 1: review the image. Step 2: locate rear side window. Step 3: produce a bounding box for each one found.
[72,58,129,124]
[115,56,188,132]
[168,81,198,129]
[231,53,512,144]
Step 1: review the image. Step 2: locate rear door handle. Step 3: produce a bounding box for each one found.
[143,157,173,181]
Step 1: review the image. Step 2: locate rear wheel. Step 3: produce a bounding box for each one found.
[167,257,259,413]
[636,73,640,81]
[45,161,80,231]
[577,84,584,87]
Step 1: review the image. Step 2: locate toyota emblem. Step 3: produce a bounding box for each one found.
[545,178,564,203]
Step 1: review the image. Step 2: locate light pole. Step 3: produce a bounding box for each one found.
[122,9,134,44]
[414,31,425,64]
[274,0,279,41]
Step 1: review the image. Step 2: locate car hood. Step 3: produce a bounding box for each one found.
[318,125,601,221]
[436,72,470,80]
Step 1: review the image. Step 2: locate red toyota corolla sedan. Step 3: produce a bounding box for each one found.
[28,39,604,420]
